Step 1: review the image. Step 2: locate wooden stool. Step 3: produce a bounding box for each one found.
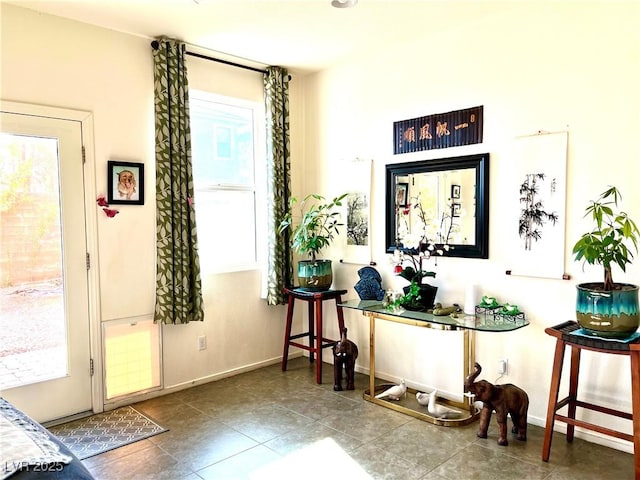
[281,287,347,384]
[542,321,640,479]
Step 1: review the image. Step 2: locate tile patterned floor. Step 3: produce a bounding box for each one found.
[81,357,635,479]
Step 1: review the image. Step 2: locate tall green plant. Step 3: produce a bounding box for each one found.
[279,193,346,261]
[572,186,640,290]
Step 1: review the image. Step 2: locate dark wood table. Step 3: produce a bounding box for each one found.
[542,321,640,479]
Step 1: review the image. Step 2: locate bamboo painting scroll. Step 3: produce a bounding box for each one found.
[505,131,568,279]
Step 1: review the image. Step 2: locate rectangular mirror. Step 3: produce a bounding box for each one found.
[385,153,489,258]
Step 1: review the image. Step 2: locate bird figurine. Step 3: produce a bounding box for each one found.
[416,389,462,419]
[375,379,407,401]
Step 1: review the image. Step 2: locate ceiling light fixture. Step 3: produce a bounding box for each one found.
[331,0,358,8]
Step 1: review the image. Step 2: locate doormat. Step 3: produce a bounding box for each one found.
[48,406,167,460]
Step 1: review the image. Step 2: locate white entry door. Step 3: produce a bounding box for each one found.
[0,104,94,423]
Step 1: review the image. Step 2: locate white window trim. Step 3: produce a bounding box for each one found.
[190,90,266,274]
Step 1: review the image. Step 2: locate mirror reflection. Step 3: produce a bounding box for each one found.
[385,153,489,259]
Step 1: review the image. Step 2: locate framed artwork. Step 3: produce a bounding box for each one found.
[108,161,144,205]
[452,202,461,217]
[451,184,461,199]
[396,182,409,207]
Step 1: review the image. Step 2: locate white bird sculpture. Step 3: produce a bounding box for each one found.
[375,379,407,401]
[416,389,462,419]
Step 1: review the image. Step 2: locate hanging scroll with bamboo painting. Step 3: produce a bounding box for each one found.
[393,106,483,154]
[504,131,568,279]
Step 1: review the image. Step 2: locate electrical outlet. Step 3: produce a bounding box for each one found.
[498,358,507,375]
[198,335,207,351]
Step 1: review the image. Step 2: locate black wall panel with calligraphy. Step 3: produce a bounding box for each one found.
[394,106,483,154]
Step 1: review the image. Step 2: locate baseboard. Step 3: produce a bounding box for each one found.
[104,354,295,409]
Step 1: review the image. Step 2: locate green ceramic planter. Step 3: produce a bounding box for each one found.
[576,282,639,338]
[297,259,333,291]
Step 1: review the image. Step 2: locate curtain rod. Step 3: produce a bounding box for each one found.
[150,40,267,74]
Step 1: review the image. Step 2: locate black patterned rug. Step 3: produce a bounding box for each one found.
[48,406,167,459]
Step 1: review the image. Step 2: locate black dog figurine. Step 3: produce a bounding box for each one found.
[464,362,529,446]
[332,328,358,391]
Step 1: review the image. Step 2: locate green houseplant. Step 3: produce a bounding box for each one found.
[391,248,437,311]
[572,186,640,338]
[279,193,346,291]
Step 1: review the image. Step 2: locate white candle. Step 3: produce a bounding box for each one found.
[464,284,478,315]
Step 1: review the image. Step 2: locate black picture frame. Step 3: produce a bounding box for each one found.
[107,161,144,205]
[451,184,461,199]
[396,182,409,207]
[385,152,490,259]
[452,202,461,217]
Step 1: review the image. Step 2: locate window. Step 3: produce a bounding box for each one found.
[190,90,265,272]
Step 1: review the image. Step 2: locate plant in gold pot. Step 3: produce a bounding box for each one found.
[572,186,640,338]
[279,193,346,291]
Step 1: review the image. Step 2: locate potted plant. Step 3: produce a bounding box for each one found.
[572,186,640,338]
[390,194,447,310]
[392,247,438,311]
[279,193,347,291]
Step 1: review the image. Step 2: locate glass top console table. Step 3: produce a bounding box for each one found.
[340,299,529,427]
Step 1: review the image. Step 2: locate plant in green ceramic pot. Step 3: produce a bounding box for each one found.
[279,193,347,291]
[572,186,640,338]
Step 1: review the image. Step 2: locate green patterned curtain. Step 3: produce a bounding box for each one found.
[152,37,204,324]
[264,66,292,305]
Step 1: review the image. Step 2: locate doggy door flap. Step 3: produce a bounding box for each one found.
[108,160,144,205]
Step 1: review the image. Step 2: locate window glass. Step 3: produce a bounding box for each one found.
[190,91,264,272]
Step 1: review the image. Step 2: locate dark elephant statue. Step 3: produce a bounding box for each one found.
[332,328,358,391]
[464,362,529,446]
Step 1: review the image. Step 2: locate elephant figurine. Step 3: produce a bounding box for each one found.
[464,362,529,446]
[332,328,358,391]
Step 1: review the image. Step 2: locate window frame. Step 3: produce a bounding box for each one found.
[189,89,266,274]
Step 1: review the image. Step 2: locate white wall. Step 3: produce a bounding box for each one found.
[299,1,640,452]
[1,4,293,396]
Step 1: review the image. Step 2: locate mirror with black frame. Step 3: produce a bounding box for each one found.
[385,153,489,259]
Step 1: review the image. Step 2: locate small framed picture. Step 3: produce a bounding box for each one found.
[396,182,409,207]
[451,184,461,199]
[452,202,461,217]
[108,161,144,205]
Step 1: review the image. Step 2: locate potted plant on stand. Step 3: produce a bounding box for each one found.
[572,186,640,338]
[279,193,347,291]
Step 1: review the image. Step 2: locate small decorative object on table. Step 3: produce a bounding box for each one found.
[464,362,529,446]
[475,296,526,323]
[354,266,385,301]
[494,303,526,323]
[332,328,358,391]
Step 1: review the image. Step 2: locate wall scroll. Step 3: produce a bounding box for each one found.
[340,158,375,266]
[504,131,568,279]
[393,106,483,154]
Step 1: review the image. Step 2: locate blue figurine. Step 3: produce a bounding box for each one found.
[354,266,385,301]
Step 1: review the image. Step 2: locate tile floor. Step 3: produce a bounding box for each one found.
[82,357,635,479]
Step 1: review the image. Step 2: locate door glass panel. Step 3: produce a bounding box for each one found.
[0,133,67,389]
